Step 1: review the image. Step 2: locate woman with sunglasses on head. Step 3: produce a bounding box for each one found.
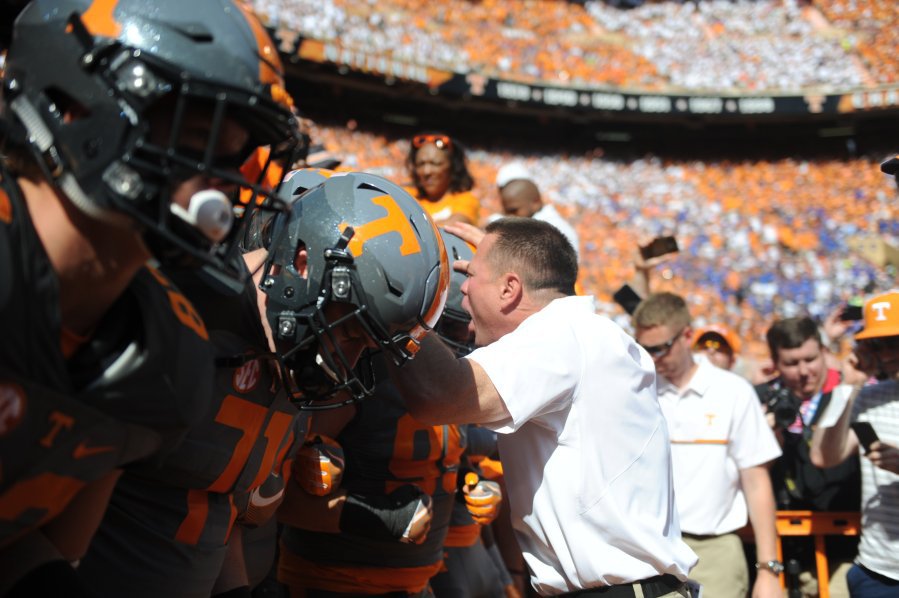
[406,132,480,226]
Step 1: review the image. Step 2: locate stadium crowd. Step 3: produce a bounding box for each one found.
[309,120,898,362]
[4,1,899,597]
[251,0,894,92]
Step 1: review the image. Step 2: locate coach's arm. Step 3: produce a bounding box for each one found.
[388,333,510,426]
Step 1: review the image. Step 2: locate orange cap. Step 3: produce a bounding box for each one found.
[692,324,741,354]
[855,290,899,339]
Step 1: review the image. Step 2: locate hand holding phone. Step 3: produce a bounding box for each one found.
[639,236,679,261]
[839,304,864,322]
[851,421,879,454]
[613,283,643,316]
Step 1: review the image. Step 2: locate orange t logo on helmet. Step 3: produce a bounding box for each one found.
[342,195,423,258]
[81,0,123,37]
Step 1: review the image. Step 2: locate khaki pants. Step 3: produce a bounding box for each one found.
[683,533,748,598]
[797,560,852,598]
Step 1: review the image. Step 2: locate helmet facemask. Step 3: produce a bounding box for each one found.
[261,227,385,406]
[4,7,301,281]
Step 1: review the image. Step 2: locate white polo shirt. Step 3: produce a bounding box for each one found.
[468,296,697,595]
[657,359,781,536]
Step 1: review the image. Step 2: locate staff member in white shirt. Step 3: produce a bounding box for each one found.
[633,293,782,598]
[389,218,696,597]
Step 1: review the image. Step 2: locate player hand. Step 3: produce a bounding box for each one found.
[292,435,345,496]
[394,485,433,544]
[462,473,503,526]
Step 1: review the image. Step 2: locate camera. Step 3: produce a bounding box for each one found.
[754,381,801,429]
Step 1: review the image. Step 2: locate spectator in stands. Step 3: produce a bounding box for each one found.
[633,292,782,598]
[406,132,480,225]
[495,162,580,256]
[761,316,860,597]
[693,324,741,371]
[812,289,899,596]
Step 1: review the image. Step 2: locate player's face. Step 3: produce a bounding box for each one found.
[317,303,377,378]
[149,102,252,223]
[774,338,826,399]
[413,144,452,201]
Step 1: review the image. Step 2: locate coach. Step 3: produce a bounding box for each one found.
[389,217,696,597]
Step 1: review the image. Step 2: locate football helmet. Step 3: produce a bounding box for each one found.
[435,228,476,357]
[261,171,449,402]
[241,167,337,252]
[2,0,300,278]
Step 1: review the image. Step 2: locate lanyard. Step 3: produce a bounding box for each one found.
[801,391,823,426]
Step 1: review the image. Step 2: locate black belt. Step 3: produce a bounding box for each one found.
[560,574,685,598]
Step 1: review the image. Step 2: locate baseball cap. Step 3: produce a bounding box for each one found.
[855,290,899,339]
[693,324,741,354]
[882,155,899,176]
[496,162,532,188]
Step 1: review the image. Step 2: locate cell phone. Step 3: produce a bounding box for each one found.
[839,304,864,321]
[851,421,880,454]
[613,283,643,316]
[640,236,679,260]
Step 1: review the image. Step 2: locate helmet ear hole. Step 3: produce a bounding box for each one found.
[384,277,404,298]
[45,87,91,121]
[293,243,308,275]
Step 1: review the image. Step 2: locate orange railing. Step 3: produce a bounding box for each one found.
[775,511,860,598]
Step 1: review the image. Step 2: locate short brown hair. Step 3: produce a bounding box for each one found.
[632,292,691,331]
[484,217,577,297]
[766,317,821,362]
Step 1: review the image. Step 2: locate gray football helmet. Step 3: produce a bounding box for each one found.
[241,167,337,252]
[261,171,449,402]
[435,228,476,357]
[2,0,300,279]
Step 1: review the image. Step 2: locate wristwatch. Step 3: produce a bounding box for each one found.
[755,560,785,575]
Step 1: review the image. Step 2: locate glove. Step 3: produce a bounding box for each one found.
[292,435,345,496]
[340,484,433,544]
[462,472,502,526]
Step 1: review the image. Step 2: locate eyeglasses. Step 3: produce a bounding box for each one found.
[412,134,453,151]
[639,328,685,359]
[859,336,899,353]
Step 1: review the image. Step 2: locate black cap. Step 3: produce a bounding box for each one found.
[881,155,899,176]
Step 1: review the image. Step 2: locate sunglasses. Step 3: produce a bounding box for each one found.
[697,336,732,355]
[859,336,899,353]
[640,328,685,359]
[412,134,453,151]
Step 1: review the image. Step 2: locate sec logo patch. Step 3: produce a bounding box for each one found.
[0,383,26,436]
[233,358,261,394]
